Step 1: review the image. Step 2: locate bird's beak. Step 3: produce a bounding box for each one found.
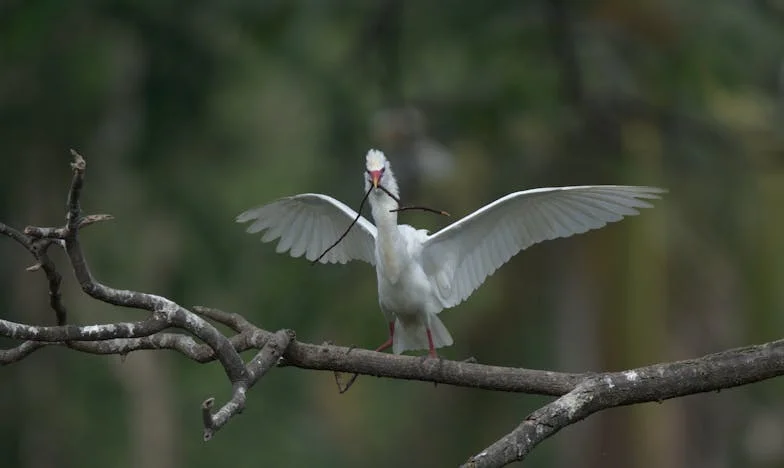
[369,170,382,188]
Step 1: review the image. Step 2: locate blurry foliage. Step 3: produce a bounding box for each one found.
[1,1,784,467]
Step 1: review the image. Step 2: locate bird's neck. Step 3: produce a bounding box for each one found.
[369,190,399,232]
[369,190,404,282]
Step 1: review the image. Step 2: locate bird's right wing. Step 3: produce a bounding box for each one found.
[237,193,377,265]
[420,185,665,308]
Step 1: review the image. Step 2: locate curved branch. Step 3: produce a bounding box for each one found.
[203,329,293,440]
[0,341,48,364]
[0,315,169,341]
[464,339,784,467]
[68,332,261,363]
[5,150,251,434]
[0,222,31,249]
[36,150,249,386]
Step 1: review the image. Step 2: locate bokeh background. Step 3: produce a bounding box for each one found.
[1,1,784,467]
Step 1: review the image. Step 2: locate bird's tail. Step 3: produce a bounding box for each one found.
[392,314,454,354]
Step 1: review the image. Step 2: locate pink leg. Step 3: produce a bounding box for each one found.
[374,321,395,352]
[426,328,438,358]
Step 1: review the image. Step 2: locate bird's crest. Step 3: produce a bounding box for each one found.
[366,149,387,171]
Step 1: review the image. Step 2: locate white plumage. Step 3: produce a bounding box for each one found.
[238,149,665,357]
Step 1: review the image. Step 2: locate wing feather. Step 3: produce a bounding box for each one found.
[422,185,664,308]
[288,210,311,258]
[275,205,301,253]
[238,193,377,265]
[548,198,588,234]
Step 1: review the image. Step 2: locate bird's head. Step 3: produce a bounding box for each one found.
[365,149,387,189]
[365,149,399,199]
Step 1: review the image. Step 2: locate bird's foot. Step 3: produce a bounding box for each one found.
[374,322,396,353]
[374,337,393,353]
[418,352,441,365]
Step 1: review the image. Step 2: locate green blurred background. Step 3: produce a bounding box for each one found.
[1,1,784,467]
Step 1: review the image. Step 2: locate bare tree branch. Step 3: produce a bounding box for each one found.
[463,339,784,467]
[40,151,248,388]
[3,150,252,429]
[0,315,170,341]
[0,222,32,249]
[29,239,68,326]
[283,342,582,394]
[203,329,293,441]
[0,340,48,364]
[2,150,783,467]
[24,214,114,239]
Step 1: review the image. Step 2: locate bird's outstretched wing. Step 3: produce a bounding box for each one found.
[420,185,665,308]
[237,193,377,265]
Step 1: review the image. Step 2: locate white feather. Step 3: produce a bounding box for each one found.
[420,185,665,308]
[236,193,377,265]
[238,150,665,355]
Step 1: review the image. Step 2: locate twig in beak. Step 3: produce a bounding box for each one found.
[311,186,374,265]
[379,185,449,217]
[313,183,449,265]
[378,185,401,203]
[391,206,450,217]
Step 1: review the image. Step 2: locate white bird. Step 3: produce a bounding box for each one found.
[237,149,664,357]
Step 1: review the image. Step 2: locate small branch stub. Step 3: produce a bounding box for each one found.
[70,148,86,171]
[202,398,216,441]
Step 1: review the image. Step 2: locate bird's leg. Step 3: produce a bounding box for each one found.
[426,329,438,358]
[374,321,395,352]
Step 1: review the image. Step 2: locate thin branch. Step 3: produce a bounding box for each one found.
[67,332,255,362]
[0,222,31,249]
[0,341,48,365]
[28,239,68,325]
[311,186,373,265]
[246,329,293,383]
[390,206,450,216]
[67,149,86,228]
[24,214,114,239]
[47,151,249,387]
[203,329,293,440]
[192,306,253,334]
[0,315,169,341]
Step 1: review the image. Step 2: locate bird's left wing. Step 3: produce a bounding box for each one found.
[420,185,665,308]
[237,193,377,265]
